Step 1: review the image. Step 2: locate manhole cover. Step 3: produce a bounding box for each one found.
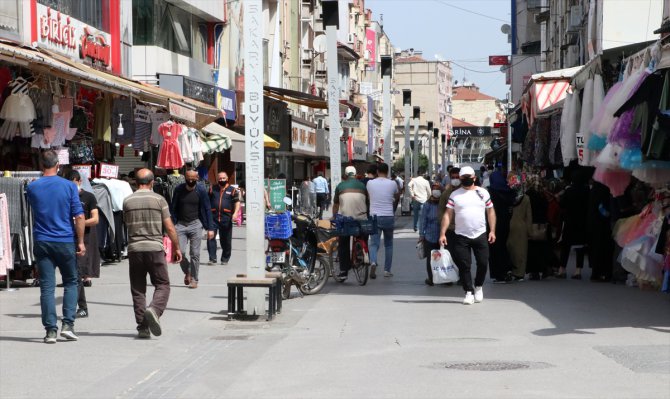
[437,361,552,371]
[210,335,252,341]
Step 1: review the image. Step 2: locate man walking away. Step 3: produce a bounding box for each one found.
[439,166,496,305]
[170,169,215,289]
[366,163,399,278]
[27,150,86,343]
[391,172,404,213]
[313,172,329,219]
[123,169,182,339]
[65,171,99,319]
[408,169,431,232]
[332,166,369,280]
[207,172,240,265]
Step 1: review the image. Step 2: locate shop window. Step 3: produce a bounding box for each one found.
[0,0,20,38]
[132,0,209,62]
[38,0,110,32]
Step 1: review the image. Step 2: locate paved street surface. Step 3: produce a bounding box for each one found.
[1,216,669,399]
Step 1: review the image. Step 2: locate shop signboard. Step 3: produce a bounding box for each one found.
[576,133,585,165]
[56,148,69,165]
[264,179,286,212]
[367,96,374,154]
[169,100,196,123]
[353,139,367,161]
[291,119,317,155]
[216,87,237,121]
[452,126,493,137]
[72,165,92,180]
[183,77,216,105]
[365,28,376,71]
[35,4,111,70]
[99,163,119,178]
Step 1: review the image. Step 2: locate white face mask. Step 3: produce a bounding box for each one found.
[451,179,461,187]
[431,190,441,198]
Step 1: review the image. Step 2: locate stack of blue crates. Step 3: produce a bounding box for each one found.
[265,212,292,239]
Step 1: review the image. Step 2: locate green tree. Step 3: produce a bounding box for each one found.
[392,154,429,175]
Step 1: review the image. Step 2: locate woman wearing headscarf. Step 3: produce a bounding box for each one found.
[557,167,591,279]
[526,175,552,279]
[419,183,444,285]
[488,171,515,283]
[507,172,532,281]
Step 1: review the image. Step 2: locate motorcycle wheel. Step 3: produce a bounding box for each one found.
[299,255,330,295]
[282,280,292,299]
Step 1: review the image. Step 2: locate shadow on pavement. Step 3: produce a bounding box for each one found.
[4,314,42,319]
[86,301,218,315]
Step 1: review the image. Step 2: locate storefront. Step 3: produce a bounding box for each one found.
[290,117,318,182]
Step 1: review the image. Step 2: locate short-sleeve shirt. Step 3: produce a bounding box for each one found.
[123,189,171,253]
[334,178,368,220]
[78,190,98,236]
[367,178,398,217]
[446,187,493,239]
[27,176,84,242]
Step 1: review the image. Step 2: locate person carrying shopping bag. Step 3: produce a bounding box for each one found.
[419,183,444,285]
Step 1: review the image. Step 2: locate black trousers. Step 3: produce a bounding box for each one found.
[450,233,489,292]
[77,277,87,311]
[423,240,440,283]
[316,193,328,218]
[207,215,233,262]
[560,244,587,270]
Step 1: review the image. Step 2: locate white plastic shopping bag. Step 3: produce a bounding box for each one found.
[430,248,459,284]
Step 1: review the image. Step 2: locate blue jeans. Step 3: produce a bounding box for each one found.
[34,241,79,331]
[369,216,395,272]
[412,201,424,230]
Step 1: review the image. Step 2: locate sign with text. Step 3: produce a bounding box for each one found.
[264,179,287,212]
[291,120,317,155]
[35,4,111,69]
[72,165,91,180]
[168,100,196,123]
[99,163,119,178]
[56,148,69,165]
[576,133,585,165]
[365,28,377,71]
[488,55,510,66]
[452,126,493,137]
[216,87,237,120]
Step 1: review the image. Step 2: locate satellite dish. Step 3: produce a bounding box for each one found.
[345,107,353,120]
[501,24,511,34]
[313,34,327,53]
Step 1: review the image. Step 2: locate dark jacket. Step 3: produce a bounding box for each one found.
[209,184,239,222]
[170,182,214,231]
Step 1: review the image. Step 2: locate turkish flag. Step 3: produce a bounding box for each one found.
[489,56,510,66]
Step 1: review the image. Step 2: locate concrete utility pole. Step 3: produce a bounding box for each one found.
[426,121,433,177]
[412,106,420,176]
[433,128,439,175]
[507,90,513,172]
[402,90,411,206]
[323,1,342,198]
[243,0,265,313]
[381,56,392,171]
[441,133,446,172]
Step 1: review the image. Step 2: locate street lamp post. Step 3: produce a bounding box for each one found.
[427,121,433,178]
[433,127,439,176]
[381,56,393,171]
[323,1,342,198]
[402,90,411,208]
[412,106,421,177]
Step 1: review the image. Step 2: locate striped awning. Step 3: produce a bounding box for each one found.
[522,66,583,127]
[199,131,231,154]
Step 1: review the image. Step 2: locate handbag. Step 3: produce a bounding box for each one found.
[163,236,173,263]
[528,223,548,241]
[416,240,426,259]
[430,248,459,284]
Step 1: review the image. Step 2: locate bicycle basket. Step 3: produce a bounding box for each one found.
[265,212,292,239]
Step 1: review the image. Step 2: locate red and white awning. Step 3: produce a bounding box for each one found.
[522,66,583,126]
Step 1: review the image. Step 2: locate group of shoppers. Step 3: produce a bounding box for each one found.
[28,149,242,343]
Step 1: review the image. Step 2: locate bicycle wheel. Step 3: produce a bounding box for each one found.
[299,254,330,295]
[329,241,345,283]
[351,240,369,286]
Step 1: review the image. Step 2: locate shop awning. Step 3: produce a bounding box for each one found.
[264,135,280,149]
[0,40,221,128]
[202,122,281,161]
[264,86,327,109]
[521,66,582,127]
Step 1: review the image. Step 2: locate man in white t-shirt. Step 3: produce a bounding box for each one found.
[439,166,497,305]
[366,163,400,278]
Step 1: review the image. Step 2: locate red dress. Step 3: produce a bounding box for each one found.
[156,121,184,169]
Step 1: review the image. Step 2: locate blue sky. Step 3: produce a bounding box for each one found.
[366,0,511,99]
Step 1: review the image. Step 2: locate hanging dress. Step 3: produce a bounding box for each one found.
[0,77,37,140]
[156,121,184,169]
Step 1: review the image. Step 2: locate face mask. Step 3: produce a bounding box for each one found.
[451,179,461,187]
[218,180,227,187]
[431,190,441,198]
[186,180,197,188]
[461,177,475,187]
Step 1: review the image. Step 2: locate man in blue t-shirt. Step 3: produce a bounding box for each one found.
[26,150,86,344]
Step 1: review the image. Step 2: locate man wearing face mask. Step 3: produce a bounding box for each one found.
[170,169,215,289]
[207,172,240,265]
[439,166,496,305]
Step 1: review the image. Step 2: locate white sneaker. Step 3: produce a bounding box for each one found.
[463,292,475,305]
[474,286,483,303]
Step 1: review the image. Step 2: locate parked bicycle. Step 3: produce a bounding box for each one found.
[329,215,378,286]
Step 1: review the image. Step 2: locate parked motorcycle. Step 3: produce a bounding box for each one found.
[265,199,333,299]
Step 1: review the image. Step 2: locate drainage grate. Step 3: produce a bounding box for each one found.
[210,335,252,341]
[436,361,553,371]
